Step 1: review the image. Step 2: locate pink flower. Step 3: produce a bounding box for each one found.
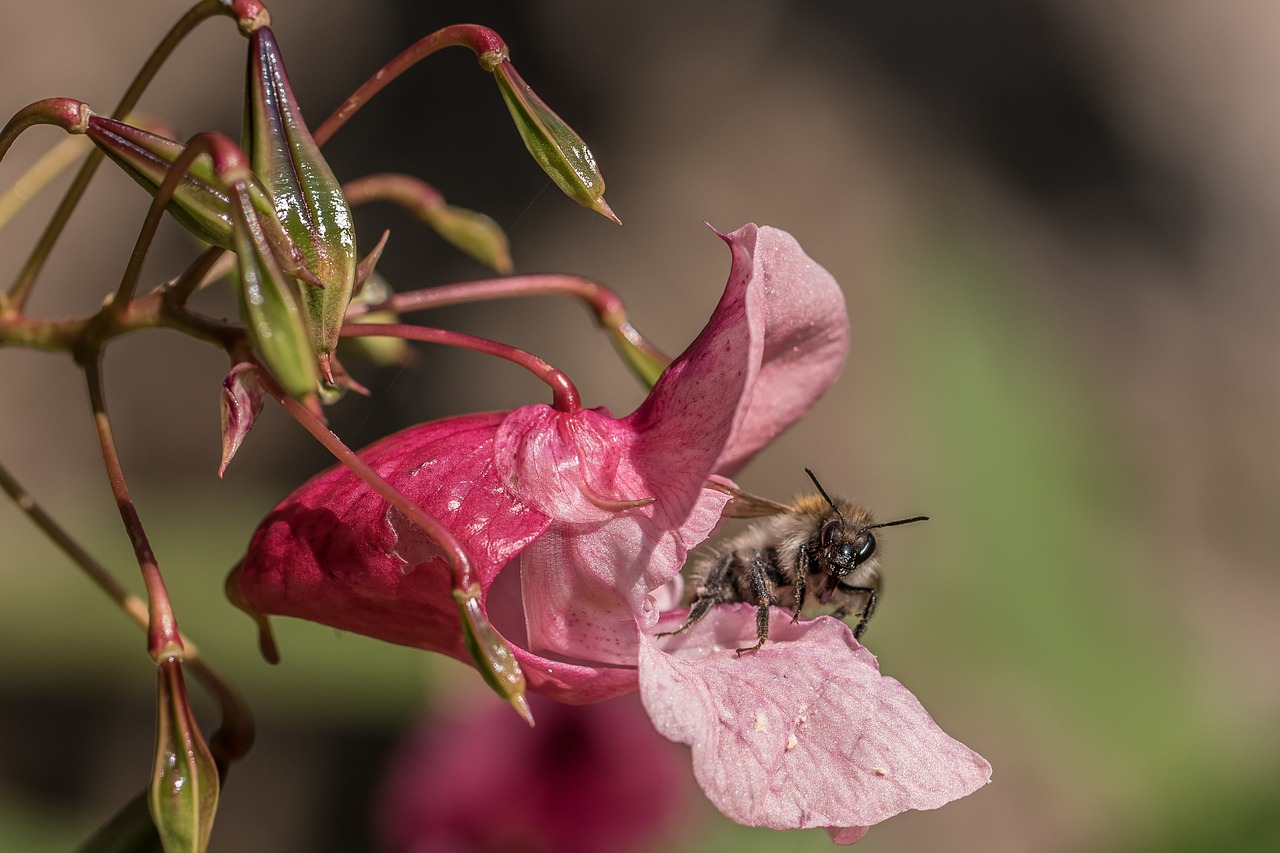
[377,694,693,853]
[230,224,990,842]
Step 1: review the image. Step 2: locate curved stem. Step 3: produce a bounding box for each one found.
[342,321,580,413]
[110,131,237,319]
[7,0,231,309]
[264,374,479,592]
[349,274,672,381]
[82,354,183,661]
[0,460,255,766]
[315,25,508,145]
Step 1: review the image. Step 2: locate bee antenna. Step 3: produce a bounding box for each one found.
[868,515,930,530]
[803,467,845,523]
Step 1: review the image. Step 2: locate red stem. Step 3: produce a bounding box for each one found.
[342,321,580,413]
[352,274,671,368]
[265,376,479,592]
[6,0,232,309]
[0,460,254,765]
[110,131,247,318]
[315,25,508,145]
[82,356,183,661]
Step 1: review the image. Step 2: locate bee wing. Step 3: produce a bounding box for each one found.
[706,479,791,518]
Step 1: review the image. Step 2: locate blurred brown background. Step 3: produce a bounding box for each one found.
[2,1,1278,850]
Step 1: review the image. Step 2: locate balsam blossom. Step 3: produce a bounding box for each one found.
[229,224,990,842]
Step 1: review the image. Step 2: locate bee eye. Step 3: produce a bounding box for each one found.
[855,533,877,564]
[820,519,840,547]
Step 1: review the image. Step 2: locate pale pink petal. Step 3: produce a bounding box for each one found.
[714,226,849,476]
[518,487,729,665]
[218,362,265,477]
[639,607,991,840]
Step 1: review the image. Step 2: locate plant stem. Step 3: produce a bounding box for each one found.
[82,354,184,661]
[0,460,255,766]
[342,321,581,413]
[6,0,231,310]
[315,25,508,145]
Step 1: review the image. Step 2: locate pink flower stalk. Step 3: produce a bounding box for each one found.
[377,694,692,853]
[230,224,990,841]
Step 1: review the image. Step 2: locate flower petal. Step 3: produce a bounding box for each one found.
[231,413,549,663]
[625,224,762,524]
[639,607,991,839]
[714,226,849,476]
[516,487,729,665]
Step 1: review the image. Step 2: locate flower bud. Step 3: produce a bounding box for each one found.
[452,584,533,725]
[423,202,513,274]
[85,116,313,280]
[244,27,357,360]
[492,60,618,223]
[227,176,319,401]
[150,658,219,853]
[87,116,236,249]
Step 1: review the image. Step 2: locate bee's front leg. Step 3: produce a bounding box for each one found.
[833,582,878,640]
[735,555,776,656]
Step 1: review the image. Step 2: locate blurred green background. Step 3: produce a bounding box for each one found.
[2,1,1278,851]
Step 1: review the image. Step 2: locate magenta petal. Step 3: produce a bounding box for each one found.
[639,608,991,839]
[231,413,550,663]
[714,226,848,476]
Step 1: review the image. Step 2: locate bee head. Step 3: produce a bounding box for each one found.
[804,467,928,603]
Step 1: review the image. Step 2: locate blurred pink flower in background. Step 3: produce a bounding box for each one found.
[377,694,693,853]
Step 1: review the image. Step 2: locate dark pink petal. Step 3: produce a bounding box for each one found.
[231,413,550,664]
[625,224,761,523]
[218,362,265,477]
[713,225,848,476]
[639,607,991,841]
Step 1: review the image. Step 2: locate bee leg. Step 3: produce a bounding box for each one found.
[655,551,736,638]
[833,584,878,640]
[790,548,808,624]
[735,556,775,656]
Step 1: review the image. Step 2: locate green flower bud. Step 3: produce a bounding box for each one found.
[228,177,319,400]
[243,27,357,360]
[492,60,618,223]
[452,584,534,726]
[150,659,219,853]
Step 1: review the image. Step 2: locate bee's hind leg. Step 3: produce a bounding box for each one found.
[735,555,776,656]
[656,551,737,638]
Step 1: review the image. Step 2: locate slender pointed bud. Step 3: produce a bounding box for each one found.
[85,116,314,279]
[227,174,319,401]
[423,204,513,273]
[151,658,219,853]
[244,27,357,360]
[219,363,265,477]
[452,584,533,726]
[491,60,618,223]
[88,116,236,248]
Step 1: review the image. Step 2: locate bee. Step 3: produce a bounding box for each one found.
[659,468,928,655]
